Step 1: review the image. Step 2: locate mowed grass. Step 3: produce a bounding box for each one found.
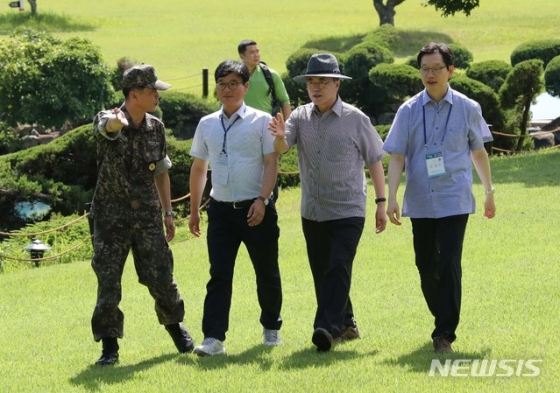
[1,149,559,392]
[0,0,557,94]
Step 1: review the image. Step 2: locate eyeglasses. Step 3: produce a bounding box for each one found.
[216,81,242,90]
[420,66,447,75]
[306,80,333,89]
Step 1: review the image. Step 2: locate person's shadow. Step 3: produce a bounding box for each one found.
[69,353,177,391]
[382,342,492,373]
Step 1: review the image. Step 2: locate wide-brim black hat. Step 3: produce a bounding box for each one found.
[293,53,352,83]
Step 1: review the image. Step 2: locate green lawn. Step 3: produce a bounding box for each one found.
[0,0,557,95]
[1,149,559,392]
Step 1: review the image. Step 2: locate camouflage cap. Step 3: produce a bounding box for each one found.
[122,64,171,90]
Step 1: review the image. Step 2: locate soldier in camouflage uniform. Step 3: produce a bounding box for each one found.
[90,64,194,366]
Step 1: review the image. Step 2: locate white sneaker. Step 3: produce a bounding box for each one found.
[193,337,226,356]
[263,329,282,346]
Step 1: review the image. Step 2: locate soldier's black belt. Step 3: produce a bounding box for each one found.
[213,199,256,209]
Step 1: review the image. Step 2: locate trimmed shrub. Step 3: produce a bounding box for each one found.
[0,28,115,129]
[466,60,512,93]
[450,75,506,133]
[448,43,473,69]
[340,41,393,113]
[158,91,218,140]
[544,55,560,98]
[499,59,544,151]
[510,39,560,68]
[368,63,423,121]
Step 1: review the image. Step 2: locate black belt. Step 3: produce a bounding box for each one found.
[213,199,256,209]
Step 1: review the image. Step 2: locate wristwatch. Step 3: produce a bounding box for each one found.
[164,210,175,218]
[256,196,269,206]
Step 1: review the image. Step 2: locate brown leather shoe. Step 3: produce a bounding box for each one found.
[340,323,361,341]
[433,337,453,353]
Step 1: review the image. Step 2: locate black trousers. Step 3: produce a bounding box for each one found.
[202,200,282,341]
[410,214,469,342]
[302,216,365,338]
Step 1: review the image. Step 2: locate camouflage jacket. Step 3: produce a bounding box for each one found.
[91,108,170,222]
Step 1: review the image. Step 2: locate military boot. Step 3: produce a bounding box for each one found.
[95,337,119,366]
[165,323,194,353]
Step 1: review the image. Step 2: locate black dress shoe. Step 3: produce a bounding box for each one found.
[165,323,195,353]
[95,350,119,366]
[312,328,334,352]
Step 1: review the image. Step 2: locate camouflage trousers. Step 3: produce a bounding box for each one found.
[91,217,185,341]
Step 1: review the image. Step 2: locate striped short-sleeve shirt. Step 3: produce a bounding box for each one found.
[285,97,385,222]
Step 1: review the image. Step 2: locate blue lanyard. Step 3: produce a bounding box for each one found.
[220,114,240,155]
[422,102,453,148]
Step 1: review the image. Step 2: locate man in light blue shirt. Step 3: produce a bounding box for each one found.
[383,42,496,353]
[189,60,282,356]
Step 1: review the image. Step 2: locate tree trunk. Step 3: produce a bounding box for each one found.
[28,0,37,15]
[516,100,531,152]
[373,0,406,26]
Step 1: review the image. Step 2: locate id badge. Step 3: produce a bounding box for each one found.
[425,151,446,178]
[212,155,229,185]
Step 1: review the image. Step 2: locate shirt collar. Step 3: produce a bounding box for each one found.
[219,103,247,122]
[311,95,343,116]
[421,85,454,107]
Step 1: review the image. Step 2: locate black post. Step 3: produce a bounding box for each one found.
[202,68,208,98]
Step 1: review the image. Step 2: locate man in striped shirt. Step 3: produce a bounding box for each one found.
[269,53,387,352]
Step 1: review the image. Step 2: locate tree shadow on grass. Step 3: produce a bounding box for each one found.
[0,11,97,34]
[382,342,492,374]
[300,30,454,59]
[487,149,560,188]
[69,353,177,392]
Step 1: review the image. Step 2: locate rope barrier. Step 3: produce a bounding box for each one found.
[0,235,92,263]
[0,213,89,237]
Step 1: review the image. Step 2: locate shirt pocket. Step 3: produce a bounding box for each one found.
[445,128,468,152]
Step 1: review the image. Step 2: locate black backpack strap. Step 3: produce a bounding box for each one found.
[259,62,276,97]
[259,62,281,116]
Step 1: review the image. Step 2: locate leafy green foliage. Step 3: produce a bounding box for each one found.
[449,75,512,150]
[466,60,512,93]
[158,91,219,140]
[510,39,560,68]
[499,59,544,151]
[544,55,560,98]
[0,27,116,129]
[423,0,480,17]
[340,41,394,114]
[448,43,473,69]
[0,121,21,155]
[450,76,505,130]
[368,63,423,121]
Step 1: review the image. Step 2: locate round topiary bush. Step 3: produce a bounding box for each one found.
[510,39,560,68]
[450,75,507,146]
[448,43,473,69]
[158,91,218,140]
[466,60,512,93]
[544,55,560,98]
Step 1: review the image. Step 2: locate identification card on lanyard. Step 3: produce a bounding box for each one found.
[425,151,446,178]
[422,101,452,179]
